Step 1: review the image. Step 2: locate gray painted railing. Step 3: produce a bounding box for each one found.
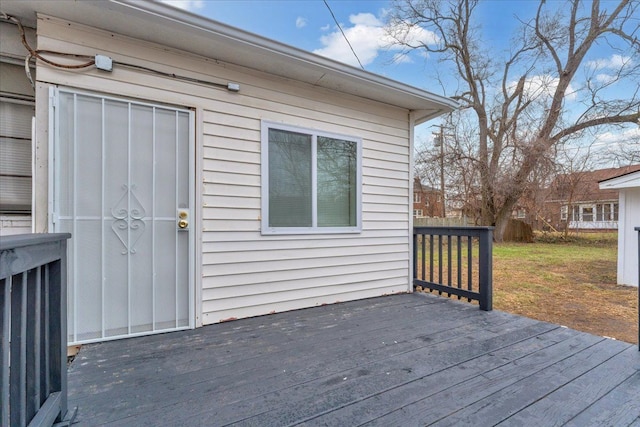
[636,226,639,351]
[1,233,71,427]
[413,226,493,311]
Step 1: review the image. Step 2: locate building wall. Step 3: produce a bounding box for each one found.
[34,16,413,324]
[618,188,640,287]
[0,22,36,235]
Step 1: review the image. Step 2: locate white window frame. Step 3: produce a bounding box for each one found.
[413,192,421,203]
[414,209,423,218]
[261,121,362,235]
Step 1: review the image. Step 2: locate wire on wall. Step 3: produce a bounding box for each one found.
[1,14,236,92]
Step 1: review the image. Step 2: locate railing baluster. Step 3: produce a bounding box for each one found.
[421,234,426,281]
[467,236,472,302]
[1,276,10,427]
[20,272,28,426]
[44,265,51,397]
[35,266,42,412]
[413,233,424,277]
[438,235,443,295]
[457,236,462,299]
[429,235,434,283]
[447,235,452,297]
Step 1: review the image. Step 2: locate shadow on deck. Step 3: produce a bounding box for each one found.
[68,293,640,426]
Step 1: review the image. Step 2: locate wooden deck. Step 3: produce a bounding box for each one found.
[67,293,640,426]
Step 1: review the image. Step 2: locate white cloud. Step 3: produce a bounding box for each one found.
[595,73,617,84]
[313,12,438,68]
[296,17,307,29]
[593,127,640,145]
[159,0,204,12]
[320,24,331,31]
[586,54,633,71]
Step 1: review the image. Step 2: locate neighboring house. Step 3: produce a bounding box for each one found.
[544,165,640,232]
[599,169,640,287]
[413,177,444,218]
[0,1,456,345]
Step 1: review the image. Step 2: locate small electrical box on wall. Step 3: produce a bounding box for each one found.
[95,54,113,71]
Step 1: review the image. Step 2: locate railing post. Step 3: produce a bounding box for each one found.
[635,227,639,351]
[478,228,493,311]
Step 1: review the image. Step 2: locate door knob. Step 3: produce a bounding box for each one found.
[178,219,188,229]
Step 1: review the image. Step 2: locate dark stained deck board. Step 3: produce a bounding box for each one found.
[66,293,640,426]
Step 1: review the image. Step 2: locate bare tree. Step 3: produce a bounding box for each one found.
[387,0,640,241]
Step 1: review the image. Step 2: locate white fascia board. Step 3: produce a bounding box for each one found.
[599,171,640,190]
[0,0,457,120]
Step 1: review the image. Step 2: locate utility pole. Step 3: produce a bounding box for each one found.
[435,125,446,218]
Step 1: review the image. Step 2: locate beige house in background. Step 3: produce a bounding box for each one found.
[0,0,456,345]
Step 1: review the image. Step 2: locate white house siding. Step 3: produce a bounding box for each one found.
[0,215,32,236]
[35,17,413,325]
[618,188,640,287]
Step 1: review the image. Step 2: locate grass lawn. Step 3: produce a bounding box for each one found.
[493,232,638,345]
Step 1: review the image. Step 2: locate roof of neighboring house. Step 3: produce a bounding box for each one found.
[599,169,640,190]
[547,164,640,203]
[0,0,457,124]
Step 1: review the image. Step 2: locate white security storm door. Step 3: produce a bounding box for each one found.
[50,88,194,344]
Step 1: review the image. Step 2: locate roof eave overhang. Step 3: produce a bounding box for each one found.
[599,171,640,190]
[0,0,457,119]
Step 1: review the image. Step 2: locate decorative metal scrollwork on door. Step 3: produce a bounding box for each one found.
[111,184,146,254]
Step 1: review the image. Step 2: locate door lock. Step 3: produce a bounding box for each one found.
[177,209,190,231]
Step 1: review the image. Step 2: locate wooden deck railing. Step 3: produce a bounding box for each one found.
[413,226,493,311]
[1,233,71,427]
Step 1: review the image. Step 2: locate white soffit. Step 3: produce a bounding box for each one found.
[599,171,640,190]
[0,0,457,122]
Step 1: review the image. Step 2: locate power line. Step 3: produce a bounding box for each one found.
[322,0,365,70]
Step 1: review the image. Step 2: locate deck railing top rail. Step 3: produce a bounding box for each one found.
[414,225,494,236]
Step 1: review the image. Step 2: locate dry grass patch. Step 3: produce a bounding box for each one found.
[493,234,638,344]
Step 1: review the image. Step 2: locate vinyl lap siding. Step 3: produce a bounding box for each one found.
[36,17,413,325]
[202,107,411,322]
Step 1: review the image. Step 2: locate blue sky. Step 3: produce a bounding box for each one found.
[160,0,638,162]
[161,0,544,90]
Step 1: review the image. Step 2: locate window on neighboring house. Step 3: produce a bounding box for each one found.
[0,98,34,214]
[572,205,580,221]
[560,205,568,221]
[413,192,421,203]
[581,206,593,222]
[414,209,423,218]
[261,121,361,234]
[594,202,618,222]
